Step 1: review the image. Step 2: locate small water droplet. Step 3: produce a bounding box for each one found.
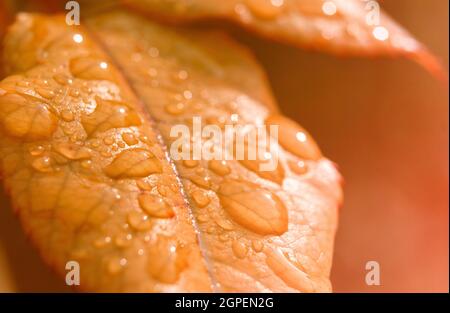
[252,240,264,252]
[289,160,308,175]
[31,156,53,172]
[28,145,45,156]
[245,0,284,19]
[60,109,74,122]
[232,239,248,259]
[215,218,234,231]
[53,73,73,85]
[197,214,208,223]
[81,159,92,169]
[103,136,115,146]
[208,160,230,176]
[93,236,112,248]
[36,87,55,99]
[122,132,138,146]
[177,70,188,80]
[115,233,133,248]
[53,142,92,160]
[136,179,152,191]
[165,102,185,115]
[127,210,152,231]
[183,159,199,168]
[107,257,127,275]
[191,189,210,208]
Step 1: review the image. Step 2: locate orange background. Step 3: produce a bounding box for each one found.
[0,0,448,292]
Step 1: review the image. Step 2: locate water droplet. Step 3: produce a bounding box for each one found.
[136,179,152,191]
[215,218,234,231]
[70,56,114,81]
[53,73,73,85]
[148,47,159,58]
[115,233,133,248]
[31,156,53,172]
[0,93,57,140]
[72,33,83,43]
[322,1,337,16]
[177,70,188,80]
[81,159,92,169]
[197,214,208,223]
[70,89,80,97]
[245,0,284,19]
[127,210,152,231]
[165,102,185,115]
[289,160,308,175]
[232,239,248,259]
[93,236,112,248]
[265,248,315,292]
[60,109,74,122]
[187,169,211,188]
[103,136,115,145]
[191,189,210,208]
[147,236,187,283]
[252,240,264,252]
[81,97,141,136]
[208,160,230,176]
[373,26,390,41]
[218,179,288,235]
[138,194,174,218]
[53,142,92,160]
[28,145,45,156]
[103,148,161,178]
[239,145,284,184]
[183,159,198,168]
[107,257,127,275]
[122,132,138,146]
[266,115,321,160]
[36,87,55,99]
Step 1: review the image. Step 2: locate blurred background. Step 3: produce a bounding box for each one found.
[0,0,448,292]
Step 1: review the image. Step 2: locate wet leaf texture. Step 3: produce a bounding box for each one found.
[0,12,341,292]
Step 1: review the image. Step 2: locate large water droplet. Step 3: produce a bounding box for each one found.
[266,115,321,160]
[0,93,57,140]
[81,97,141,136]
[218,179,288,235]
[103,148,161,178]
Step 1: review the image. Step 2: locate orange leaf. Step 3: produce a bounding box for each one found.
[0,11,341,292]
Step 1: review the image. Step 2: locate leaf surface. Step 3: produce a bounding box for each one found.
[0,11,341,292]
[125,0,442,75]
